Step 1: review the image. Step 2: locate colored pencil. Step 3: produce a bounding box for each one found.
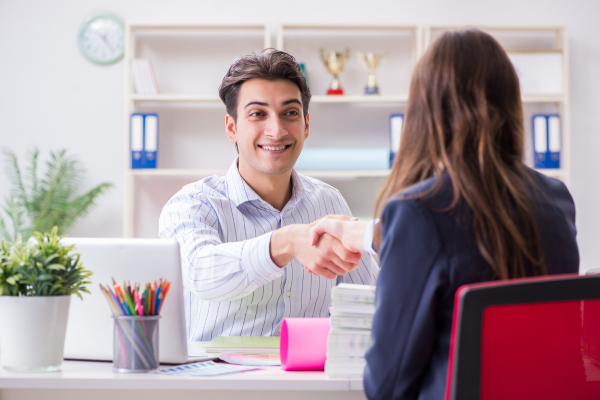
[105,278,170,316]
[122,280,136,315]
[155,287,162,315]
[106,285,126,316]
[112,278,132,316]
[158,282,170,314]
[99,285,119,316]
[150,283,156,315]
[134,289,144,316]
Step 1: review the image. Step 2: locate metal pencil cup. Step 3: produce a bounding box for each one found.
[113,315,160,373]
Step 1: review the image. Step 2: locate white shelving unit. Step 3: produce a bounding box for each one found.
[131,168,392,178]
[123,23,270,237]
[423,25,570,186]
[123,23,570,238]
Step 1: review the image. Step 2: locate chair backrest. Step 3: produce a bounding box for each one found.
[445,274,600,400]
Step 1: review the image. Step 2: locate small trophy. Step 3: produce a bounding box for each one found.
[357,52,385,95]
[320,49,350,95]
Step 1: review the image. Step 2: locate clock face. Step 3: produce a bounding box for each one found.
[79,14,124,65]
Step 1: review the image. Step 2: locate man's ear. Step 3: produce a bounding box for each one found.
[225,114,237,144]
[304,113,310,140]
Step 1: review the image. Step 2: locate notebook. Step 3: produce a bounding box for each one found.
[203,336,280,354]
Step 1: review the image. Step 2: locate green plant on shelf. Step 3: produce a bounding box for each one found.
[0,148,113,241]
[0,227,92,298]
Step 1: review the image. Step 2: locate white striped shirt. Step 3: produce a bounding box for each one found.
[158,160,379,341]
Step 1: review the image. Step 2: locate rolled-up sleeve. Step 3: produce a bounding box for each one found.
[159,191,284,302]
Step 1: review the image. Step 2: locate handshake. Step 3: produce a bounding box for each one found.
[270,215,369,279]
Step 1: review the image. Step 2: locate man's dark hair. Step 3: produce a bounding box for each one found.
[218,49,311,122]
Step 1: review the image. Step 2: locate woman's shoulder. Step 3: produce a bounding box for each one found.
[526,167,571,199]
[387,174,453,211]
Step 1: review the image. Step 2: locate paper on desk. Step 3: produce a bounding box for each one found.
[152,361,259,377]
[219,352,281,366]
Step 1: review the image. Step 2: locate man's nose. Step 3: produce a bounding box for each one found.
[264,115,287,139]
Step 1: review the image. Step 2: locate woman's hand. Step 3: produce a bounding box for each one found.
[308,215,368,254]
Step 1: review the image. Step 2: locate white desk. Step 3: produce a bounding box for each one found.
[0,360,367,400]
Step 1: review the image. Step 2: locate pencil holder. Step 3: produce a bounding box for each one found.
[112,316,160,373]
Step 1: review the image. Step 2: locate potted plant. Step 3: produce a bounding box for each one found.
[0,227,92,372]
[0,147,113,241]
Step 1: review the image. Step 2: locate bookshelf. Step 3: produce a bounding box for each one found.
[123,23,570,238]
[423,25,570,186]
[123,23,270,237]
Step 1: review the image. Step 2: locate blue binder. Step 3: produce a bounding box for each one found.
[389,114,404,167]
[130,114,144,169]
[130,113,159,169]
[532,114,561,169]
[143,114,158,169]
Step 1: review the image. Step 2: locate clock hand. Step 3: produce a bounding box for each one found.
[100,34,115,53]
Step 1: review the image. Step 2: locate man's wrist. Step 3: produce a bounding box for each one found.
[270,225,296,267]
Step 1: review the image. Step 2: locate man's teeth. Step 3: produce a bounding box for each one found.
[262,145,286,151]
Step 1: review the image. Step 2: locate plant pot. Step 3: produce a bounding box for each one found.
[0,295,71,372]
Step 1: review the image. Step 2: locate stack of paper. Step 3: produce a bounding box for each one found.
[325,283,376,378]
[202,336,280,355]
[131,59,159,94]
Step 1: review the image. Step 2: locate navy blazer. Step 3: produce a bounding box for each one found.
[363,169,579,400]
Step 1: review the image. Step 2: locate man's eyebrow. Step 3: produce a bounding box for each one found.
[282,99,302,107]
[244,99,302,109]
[244,101,268,109]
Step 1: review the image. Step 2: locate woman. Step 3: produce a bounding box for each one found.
[309,29,579,400]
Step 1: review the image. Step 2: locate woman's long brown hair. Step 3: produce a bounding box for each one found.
[374,29,546,279]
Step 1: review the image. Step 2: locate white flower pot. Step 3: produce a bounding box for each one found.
[0,295,71,372]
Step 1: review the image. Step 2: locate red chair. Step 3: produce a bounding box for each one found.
[445,274,600,400]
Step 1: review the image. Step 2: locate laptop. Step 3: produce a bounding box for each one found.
[62,238,215,364]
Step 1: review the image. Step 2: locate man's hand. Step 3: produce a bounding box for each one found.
[270,217,362,279]
[309,215,368,254]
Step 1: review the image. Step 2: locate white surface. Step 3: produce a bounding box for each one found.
[509,53,563,95]
[61,238,190,364]
[0,0,598,269]
[0,296,71,370]
[0,360,364,391]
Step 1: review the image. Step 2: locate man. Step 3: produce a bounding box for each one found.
[159,49,378,341]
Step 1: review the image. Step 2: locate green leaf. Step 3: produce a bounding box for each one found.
[46,263,66,271]
[0,148,112,240]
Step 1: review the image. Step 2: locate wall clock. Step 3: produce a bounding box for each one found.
[78,13,125,65]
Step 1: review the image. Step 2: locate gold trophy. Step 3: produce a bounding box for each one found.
[320,48,350,95]
[357,52,385,95]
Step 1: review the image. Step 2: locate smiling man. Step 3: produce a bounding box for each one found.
[159,49,378,341]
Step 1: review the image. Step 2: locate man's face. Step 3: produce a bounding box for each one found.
[226,79,309,177]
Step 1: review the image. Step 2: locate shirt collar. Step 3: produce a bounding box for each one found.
[225,158,309,209]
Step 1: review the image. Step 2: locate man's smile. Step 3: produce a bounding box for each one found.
[258,144,292,153]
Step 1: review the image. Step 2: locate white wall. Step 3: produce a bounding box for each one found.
[1,0,599,272]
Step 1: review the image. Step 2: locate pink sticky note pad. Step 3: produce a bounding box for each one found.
[280,318,330,371]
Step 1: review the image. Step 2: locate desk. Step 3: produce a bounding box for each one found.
[0,360,367,400]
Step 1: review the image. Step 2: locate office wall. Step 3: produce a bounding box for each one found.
[0,0,598,272]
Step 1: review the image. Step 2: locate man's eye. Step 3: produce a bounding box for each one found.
[286,110,299,116]
[250,112,264,117]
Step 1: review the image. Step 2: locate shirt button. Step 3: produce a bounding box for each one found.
[269,274,274,278]
[287,291,291,297]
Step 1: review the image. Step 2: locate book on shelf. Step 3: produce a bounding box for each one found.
[130,113,159,169]
[389,113,404,167]
[131,59,160,95]
[326,283,375,378]
[532,114,561,169]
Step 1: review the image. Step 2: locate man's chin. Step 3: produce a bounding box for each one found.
[259,164,295,176]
